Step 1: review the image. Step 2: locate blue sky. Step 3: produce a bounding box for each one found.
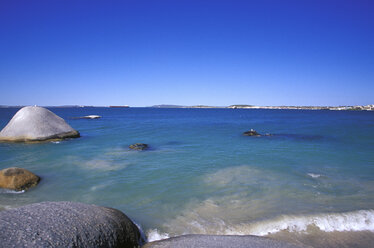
[0,0,373,106]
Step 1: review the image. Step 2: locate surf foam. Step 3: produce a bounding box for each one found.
[145,209,374,244]
[307,173,321,178]
[147,229,170,242]
[229,209,374,236]
[0,188,25,194]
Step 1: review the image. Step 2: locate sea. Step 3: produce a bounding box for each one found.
[0,107,373,248]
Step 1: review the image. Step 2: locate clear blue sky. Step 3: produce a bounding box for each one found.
[0,0,373,107]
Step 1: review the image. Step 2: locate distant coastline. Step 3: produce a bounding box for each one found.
[148,104,374,111]
[226,104,374,111]
[0,104,373,111]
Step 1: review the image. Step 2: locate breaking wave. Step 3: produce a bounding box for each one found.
[0,188,25,194]
[307,173,321,178]
[146,165,374,242]
[237,209,374,236]
[146,209,374,242]
[147,229,170,242]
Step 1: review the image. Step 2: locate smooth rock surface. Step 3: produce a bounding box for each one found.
[143,235,307,248]
[129,143,149,151]
[0,201,143,248]
[0,167,40,191]
[0,106,80,142]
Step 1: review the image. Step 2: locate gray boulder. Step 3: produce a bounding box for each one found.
[0,201,143,248]
[0,106,80,142]
[143,234,306,248]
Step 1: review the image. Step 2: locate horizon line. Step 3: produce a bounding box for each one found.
[1,104,373,108]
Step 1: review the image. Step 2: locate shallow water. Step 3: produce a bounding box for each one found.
[0,107,373,247]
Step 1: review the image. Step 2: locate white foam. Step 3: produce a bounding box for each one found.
[147,229,170,242]
[307,173,321,178]
[158,166,374,238]
[0,188,25,194]
[243,209,374,236]
[161,209,374,238]
[51,141,60,144]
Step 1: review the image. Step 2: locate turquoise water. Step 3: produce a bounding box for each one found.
[1,107,374,246]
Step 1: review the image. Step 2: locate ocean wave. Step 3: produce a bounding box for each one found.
[244,210,374,235]
[307,173,321,178]
[147,229,170,242]
[0,188,25,194]
[146,166,374,242]
[147,210,374,242]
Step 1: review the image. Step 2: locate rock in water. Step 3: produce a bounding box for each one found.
[0,201,144,248]
[0,106,80,142]
[73,115,101,119]
[143,234,306,248]
[243,129,261,136]
[83,115,101,119]
[129,143,149,151]
[0,167,40,191]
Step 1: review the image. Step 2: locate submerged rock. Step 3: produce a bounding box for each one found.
[243,129,261,136]
[0,167,40,191]
[0,201,144,248]
[129,143,149,151]
[0,106,80,142]
[73,115,101,119]
[143,234,305,248]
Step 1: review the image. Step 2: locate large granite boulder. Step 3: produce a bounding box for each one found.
[143,234,305,248]
[0,167,40,191]
[0,106,80,142]
[0,201,144,248]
